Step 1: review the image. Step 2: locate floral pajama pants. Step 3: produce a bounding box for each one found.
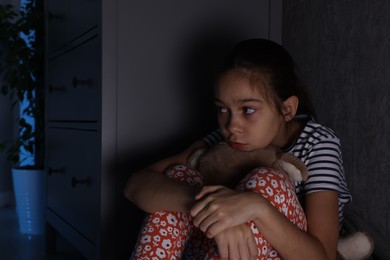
[131,165,307,260]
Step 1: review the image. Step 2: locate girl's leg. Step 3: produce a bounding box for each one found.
[131,211,192,259]
[236,167,307,259]
[131,165,205,259]
[132,165,306,259]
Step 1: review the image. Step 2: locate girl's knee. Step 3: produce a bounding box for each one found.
[238,167,291,193]
[237,167,307,230]
[164,164,204,187]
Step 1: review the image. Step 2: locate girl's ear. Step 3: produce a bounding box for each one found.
[281,96,299,121]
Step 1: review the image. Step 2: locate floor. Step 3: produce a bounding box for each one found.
[0,206,85,260]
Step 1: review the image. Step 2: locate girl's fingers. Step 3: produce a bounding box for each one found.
[190,185,224,217]
[248,233,259,259]
[229,242,239,260]
[194,185,224,200]
[216,238,229,260]
[190,197,208,218]
[192,200,221,231]
[195,208,232,237]
[238,237,250,260]
[204,219,226,238]
[198,214,219,237]
[191,205,208,227]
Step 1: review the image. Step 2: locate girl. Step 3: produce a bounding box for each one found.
[124,39,351,259]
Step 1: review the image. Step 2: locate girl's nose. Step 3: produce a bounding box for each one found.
[226,114,241,134]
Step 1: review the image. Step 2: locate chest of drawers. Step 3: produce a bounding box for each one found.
[45,1,105,259]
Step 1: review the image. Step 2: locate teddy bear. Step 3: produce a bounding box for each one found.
[188,142,374,260]
[188,142,308,188]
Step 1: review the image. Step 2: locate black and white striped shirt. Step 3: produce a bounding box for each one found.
[203,120,352,227]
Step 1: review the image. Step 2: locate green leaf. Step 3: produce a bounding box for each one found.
[0,0,44,167]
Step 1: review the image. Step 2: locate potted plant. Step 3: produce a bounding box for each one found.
[0,0,45,235]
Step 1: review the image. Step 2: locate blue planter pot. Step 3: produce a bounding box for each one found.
[12,168,45,235]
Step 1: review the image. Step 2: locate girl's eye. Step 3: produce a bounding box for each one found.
[244,107,255,115]
[217,106,228,113]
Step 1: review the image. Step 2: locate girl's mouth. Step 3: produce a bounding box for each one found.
[229,142,246,150]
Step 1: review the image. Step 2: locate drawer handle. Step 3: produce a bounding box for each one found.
[49,85,66,93]
[72,77,92,88]
[48,167,64,176]
[71,177,91,188]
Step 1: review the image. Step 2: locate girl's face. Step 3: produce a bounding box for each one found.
[215,69,289,151]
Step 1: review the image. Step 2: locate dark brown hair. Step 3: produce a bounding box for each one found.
[216,38,316,119]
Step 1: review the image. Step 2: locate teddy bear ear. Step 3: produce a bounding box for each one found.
[277,160,305,182]
[187,148,207,169]
[278,153,309,181]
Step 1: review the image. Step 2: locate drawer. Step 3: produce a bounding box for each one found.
[47,37,99,122]
[47,0,98,53]
[47,127,100,243]
[69,0,99,41]
[47,0,69,52]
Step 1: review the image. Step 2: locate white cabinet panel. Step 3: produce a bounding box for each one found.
[47,0,98,53]
[47,37,99,122]
[47,127,99,244]
[69,0,99,41]
[47,0,69,52]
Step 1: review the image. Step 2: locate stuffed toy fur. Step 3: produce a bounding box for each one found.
[189,142,308,188]
[337,231,374,260]
[188,142,374,260]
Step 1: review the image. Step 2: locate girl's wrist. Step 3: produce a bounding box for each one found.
[250,193,274,223]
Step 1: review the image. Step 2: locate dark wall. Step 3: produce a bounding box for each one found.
[283,1,390,259]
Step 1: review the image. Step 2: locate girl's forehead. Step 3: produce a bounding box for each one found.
[215,69,269,99]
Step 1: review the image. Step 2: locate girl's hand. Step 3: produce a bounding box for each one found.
[190,185,264,238]
[213,223,258,260]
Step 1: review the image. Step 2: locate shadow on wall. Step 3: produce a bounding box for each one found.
[114,26,246,259]
[118,23,246,171]
[177,25,241,139]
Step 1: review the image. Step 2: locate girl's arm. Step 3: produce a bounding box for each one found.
[123,140,206,213]
[252,190,339,260]
[191,187,339,260]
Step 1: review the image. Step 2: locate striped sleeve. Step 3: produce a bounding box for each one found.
[305,137,348,195]
[304,136,352,225]
[202,129,223,147]
[290,122,352,226]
